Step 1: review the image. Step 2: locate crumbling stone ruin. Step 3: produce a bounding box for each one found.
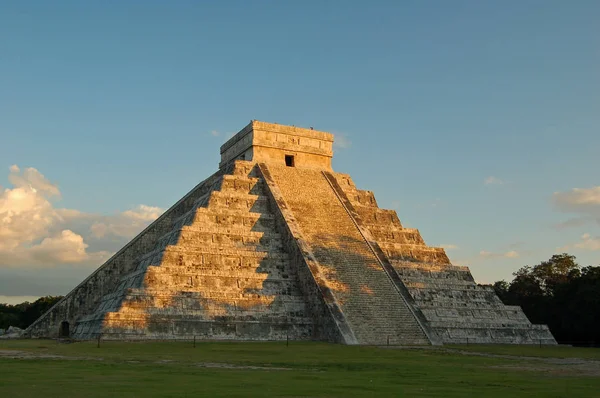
[26,121,556,345]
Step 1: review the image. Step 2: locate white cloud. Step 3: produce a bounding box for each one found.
[560,233,600,252]
[209,130,220,137]
[553,217,589,230]
[553,187,600,208]
[8,165,60,197]
[479,250,520,259]
[551,186,600,229]
[504,250,520,258]
[0,165,163,268]
[484,176,504,185]
[89,205,163,239]
[0,166,62,252]
[552,186,600,214]
[333,133,352,149]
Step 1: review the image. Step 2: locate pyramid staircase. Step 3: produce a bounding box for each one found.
[262,164,432,345]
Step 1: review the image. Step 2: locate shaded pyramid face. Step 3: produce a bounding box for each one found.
[72,162,315,340]
[27,121,556,345]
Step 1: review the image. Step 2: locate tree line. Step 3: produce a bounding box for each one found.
[490,253,600,345]
[0,296,63,330]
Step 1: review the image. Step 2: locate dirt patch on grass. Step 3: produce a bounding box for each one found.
[0,349,292,371]
[193,362,292,371]
[441,348,600,377]
[0,349,101,361]
[487,362,600,377]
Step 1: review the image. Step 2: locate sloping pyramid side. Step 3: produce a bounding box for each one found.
[26,167,225,338]
[330,172,557,345]
[26,162,345,342]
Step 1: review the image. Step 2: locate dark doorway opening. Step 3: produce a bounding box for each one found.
[285,155,295,167]
[59,321,70,338]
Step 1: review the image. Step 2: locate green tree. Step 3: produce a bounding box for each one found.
[0,296,63,330]
[495,253,600,345]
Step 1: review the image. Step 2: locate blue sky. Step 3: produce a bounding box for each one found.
[0,1,599,303]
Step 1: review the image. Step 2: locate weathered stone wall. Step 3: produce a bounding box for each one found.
[220,121,334,170]
[25,170,224,338]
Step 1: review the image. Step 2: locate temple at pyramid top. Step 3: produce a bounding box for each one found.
[220,120,335,170]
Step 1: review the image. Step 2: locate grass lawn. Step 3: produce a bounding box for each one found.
[1,340,599,397]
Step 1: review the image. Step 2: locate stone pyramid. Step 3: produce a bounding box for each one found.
[26,121,556,345]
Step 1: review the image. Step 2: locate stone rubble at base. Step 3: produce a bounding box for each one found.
[0,326,24,339]
[25,120,556,345]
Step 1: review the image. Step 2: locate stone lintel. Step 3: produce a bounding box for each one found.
[219,120,335,170]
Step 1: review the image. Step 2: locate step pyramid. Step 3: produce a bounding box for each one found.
[26,121,556,345]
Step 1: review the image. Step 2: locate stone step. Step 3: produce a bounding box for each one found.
[93,289,309,314]
[162,244,289,258]
[408,287,500,296]
[175,230,283,251]
[403,279,477,288]
[207,191,269,211]
[342,189,378,208]
[383,247,450,264]
[229,160,257,176]
[137,239,288,265]
[366,227,425,245]
[180,225,279,238]
[391,261,470,272]
[353,207,402,226]
[428,319,533,329]
[219,174,262,195]
[192,208,276,230]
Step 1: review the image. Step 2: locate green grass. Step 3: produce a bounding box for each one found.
[1,340,599,397]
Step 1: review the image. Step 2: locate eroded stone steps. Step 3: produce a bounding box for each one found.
[383,249,450,264]
[176,228,283,246]
[141,266,297,279]
[87,296,310,325]
[193,210,276,231]
[207,191,268,210]
[363,227,425,245]
[409,295,504,306]
[266,165,430,345]
[152,229,283,259]
[409,287,502,297]
[351,207,402,225]
[219,174,262,192]
[428,320,534,329]
[403,280,478,288]
[341,191,378,207]
[392,262,472,274]
[380,242,448,253]
[91,290,309,310]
